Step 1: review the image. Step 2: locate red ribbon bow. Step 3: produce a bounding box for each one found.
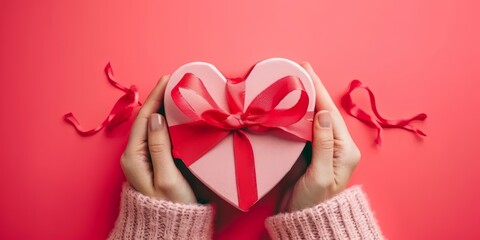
[169,73,313,211]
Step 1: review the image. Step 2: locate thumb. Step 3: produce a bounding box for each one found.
[147,113,181,188]
[308,110,335,184]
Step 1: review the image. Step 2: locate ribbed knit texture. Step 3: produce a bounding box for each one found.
[265,186,384,240]
[108,183,214,240]
[110,184,383,239]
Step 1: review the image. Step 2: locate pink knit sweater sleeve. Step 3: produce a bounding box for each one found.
[108,183,214,240]
[265,186,384,240]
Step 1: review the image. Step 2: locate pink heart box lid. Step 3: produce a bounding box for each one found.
[164,58,315,211]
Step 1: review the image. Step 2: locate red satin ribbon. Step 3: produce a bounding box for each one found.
[169,73,313,211]
[64,63,141,136]
[341,80,427,144]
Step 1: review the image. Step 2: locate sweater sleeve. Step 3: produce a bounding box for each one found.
[108,183,215,240]
[265,186,384,240]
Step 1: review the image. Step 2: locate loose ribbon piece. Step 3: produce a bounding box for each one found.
[169,73,313,211]
[64,63,141,136]
[341,80,427,144]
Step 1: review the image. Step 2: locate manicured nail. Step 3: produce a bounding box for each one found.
[149,114,162,131]
[301,62,311,68]
[318,110,331,128]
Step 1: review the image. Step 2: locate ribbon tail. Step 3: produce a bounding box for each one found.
[377,114,428,138]
[105,62,130,92]
[342,80,427,144]
[233,130,258,211]
[348,107,384,144]
[64,86,139,136]
[64,113,108,136]
[106,87,140,128]
[168,121,230,166]
[64,63,141,136]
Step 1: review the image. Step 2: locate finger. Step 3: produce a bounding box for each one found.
[307,111,335,184]
[127,75,169,148]
[120,152,154,195]
[301,62,351,140]
[147,113,181,189]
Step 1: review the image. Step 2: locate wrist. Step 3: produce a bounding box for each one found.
[109,183,215,239]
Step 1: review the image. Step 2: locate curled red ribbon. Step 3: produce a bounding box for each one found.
[341,80,427,144]
[64,63,141,136]
[169,73,313,211]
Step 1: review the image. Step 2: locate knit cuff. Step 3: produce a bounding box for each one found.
[109,183,214,240]
[265,186,383,240]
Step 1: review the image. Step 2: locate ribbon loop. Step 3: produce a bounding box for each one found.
[244,76,309,127]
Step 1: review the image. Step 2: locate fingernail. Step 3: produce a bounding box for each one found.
[149,114,162,131]
[317,110,331,128]
[162,74,170,81]
[301,62,311,68]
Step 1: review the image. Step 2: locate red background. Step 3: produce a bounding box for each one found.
[1,0,479,239]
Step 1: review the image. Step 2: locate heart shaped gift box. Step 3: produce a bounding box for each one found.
[164,58,315,211]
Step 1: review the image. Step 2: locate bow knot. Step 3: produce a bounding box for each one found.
[228,113,249,129]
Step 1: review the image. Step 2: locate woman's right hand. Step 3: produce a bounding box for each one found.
[284,62,362,212]
[120,75,196,204]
